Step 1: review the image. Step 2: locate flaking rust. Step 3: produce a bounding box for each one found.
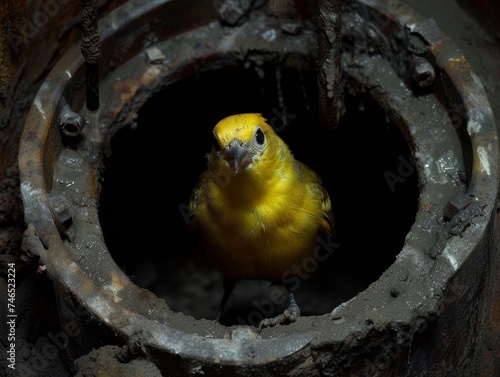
[448,199,487,237]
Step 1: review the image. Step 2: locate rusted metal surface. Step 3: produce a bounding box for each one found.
[317,0,344,128]
[475,216,500,377]
[16,0,500,376]
[0,0,129,265]
[80,0,101,111]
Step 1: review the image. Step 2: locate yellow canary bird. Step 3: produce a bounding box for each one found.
[188,113,334,329]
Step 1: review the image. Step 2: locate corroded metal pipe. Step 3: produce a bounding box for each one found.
[16,0,500,376]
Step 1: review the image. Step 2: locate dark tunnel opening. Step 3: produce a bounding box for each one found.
[98,63,419,326]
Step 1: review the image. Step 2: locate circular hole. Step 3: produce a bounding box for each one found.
[61,123,80,136]
[98,64,419,326]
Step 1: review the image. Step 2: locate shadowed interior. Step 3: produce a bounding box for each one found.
[98,64,419,325]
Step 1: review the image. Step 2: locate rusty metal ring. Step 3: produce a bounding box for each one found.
[18,0,499,375]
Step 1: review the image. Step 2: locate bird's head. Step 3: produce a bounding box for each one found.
[212,113,275,174]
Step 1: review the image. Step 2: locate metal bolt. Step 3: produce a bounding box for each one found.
[60,110,86,137]
[409,55,435,88]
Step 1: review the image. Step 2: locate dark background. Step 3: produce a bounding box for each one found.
[98,64,418,324]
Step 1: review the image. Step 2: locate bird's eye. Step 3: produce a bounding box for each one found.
[255,127,265,145]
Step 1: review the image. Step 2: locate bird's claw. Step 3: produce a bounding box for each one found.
[258,302,301,332]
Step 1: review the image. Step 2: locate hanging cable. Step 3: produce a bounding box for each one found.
[80,0,101,112]
[317,0,344,129]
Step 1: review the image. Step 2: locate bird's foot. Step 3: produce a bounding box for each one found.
[258,293,301,332]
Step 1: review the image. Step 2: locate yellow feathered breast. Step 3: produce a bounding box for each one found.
[189,113,334,283]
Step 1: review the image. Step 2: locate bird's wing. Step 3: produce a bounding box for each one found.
[294,160,335,236]
[188,172,209,231]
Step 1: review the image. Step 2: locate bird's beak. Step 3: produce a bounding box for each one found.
[224,140,255,174]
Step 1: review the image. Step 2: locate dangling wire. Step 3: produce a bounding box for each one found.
[80,0,101,112]
[317,0,345,129]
